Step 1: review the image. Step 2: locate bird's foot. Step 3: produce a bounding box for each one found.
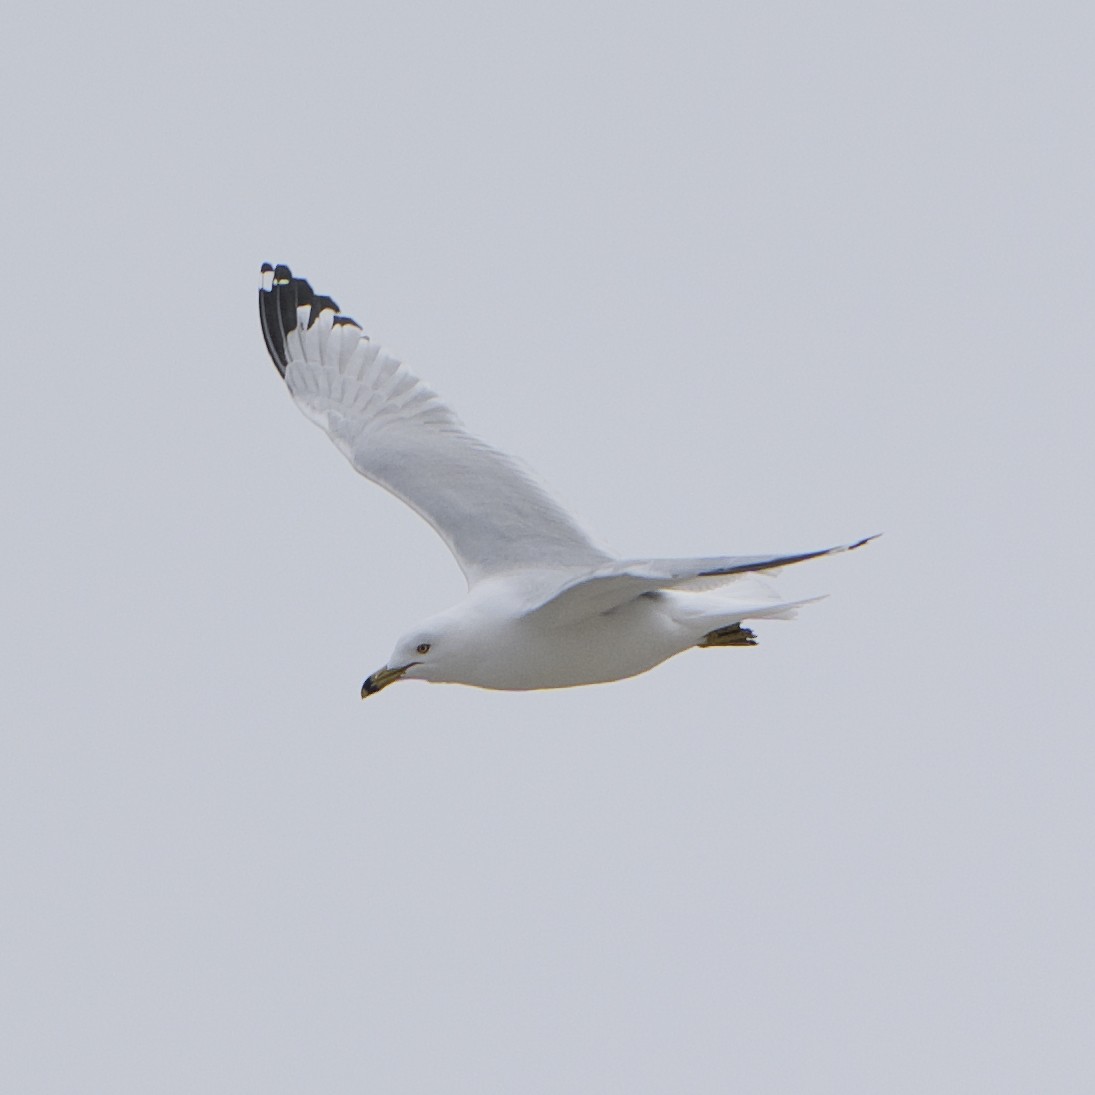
[698,623,758,648]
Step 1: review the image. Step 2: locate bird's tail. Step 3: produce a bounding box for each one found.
[694,595,826,648]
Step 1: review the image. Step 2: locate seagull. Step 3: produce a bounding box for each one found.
[259,264,876,697]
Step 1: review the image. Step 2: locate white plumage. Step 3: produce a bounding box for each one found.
[259,264,875,696]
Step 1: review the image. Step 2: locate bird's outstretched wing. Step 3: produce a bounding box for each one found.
[524,536,880,626]
[259,264,611,586]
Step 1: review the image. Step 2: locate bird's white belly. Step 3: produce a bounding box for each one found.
[464,595,692,691]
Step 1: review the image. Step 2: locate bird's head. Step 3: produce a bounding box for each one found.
[360,605,486,698]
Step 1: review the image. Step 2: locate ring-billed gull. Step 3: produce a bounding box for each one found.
[259,264,876,697]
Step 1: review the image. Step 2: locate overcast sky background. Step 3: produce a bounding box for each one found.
[2,2,1093,1091]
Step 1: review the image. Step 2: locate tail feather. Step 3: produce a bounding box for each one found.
[695,594,827,648]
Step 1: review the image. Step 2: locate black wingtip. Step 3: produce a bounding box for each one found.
[258,264,288,375]
[848,533,883,551]
[258,264,366,379]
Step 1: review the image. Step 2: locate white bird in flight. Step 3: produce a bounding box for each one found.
[259,264,876,698]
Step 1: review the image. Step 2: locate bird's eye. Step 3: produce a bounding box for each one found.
[416,642,431,655]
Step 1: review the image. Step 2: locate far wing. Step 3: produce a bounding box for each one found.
[525,536,879,626]
[259,264,611,587]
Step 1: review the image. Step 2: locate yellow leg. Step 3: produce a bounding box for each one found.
[697,623,758,648]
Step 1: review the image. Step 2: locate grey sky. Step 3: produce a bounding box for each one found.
[2,1,1093,1091]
